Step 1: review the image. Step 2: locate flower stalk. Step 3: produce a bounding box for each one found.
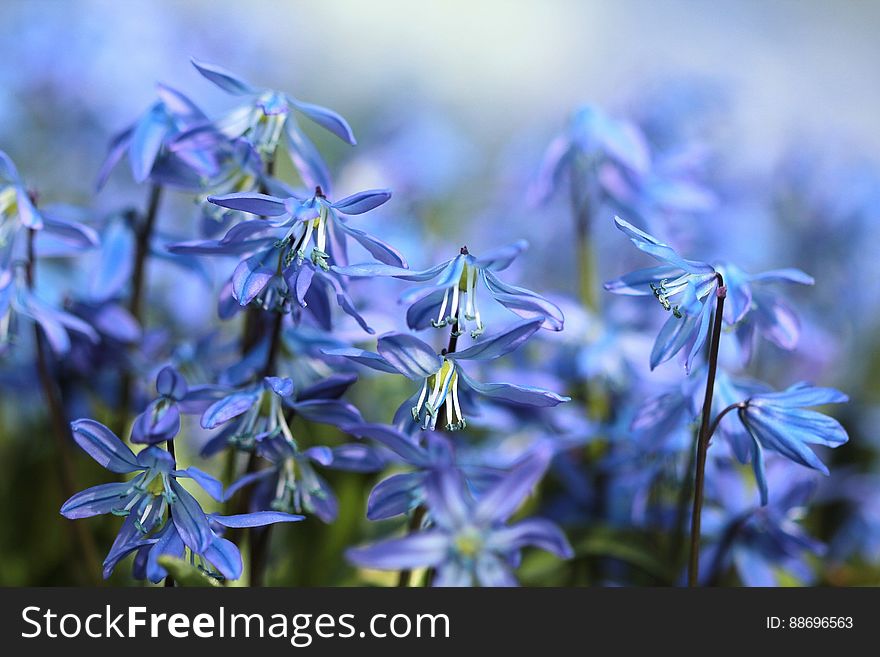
[117,183,163,435]
[687,273,726,587]
[396,252,468,587]
[26,227,103,583]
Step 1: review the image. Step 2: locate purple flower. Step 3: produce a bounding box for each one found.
[346,449,572,587]
[347,423,506,520]
[169,187,399,325]
[187,59,357,192]
[97,84,217,189]
[701,461,824,586]
[199,375,363,454]
[1,267,99,356]
[130,366,189,445]
[223,434,383,524]
[718,262,814,360]
[324,318,569,431]
[604,216,719,373]
[531,105,650,207]
[333,242,564,337]
[61,419,222,558]
[714,383,849,504]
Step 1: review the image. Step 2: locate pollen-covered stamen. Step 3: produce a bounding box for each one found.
[461,264,484,338]
[416,359,464,431]
[650,279,672,311]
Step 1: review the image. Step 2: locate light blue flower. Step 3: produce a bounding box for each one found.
[324,318,569,431]
[188,59,357,191]
[333,241,564,337]
[717,383,849,504]
[346,449,572,586]
[604,216,719,373]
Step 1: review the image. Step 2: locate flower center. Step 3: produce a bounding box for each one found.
[453,527,483,558]
[431,262,485,338]
[411,359,466,431]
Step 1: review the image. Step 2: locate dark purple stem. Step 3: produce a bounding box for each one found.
[687,273,727,587]
[26,228,103,584]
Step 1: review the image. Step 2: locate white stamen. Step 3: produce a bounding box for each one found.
[434,288,450,327]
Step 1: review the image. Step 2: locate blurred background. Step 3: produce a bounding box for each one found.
[1,0,879,585]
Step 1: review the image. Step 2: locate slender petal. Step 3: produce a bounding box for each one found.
[70,419,141,473]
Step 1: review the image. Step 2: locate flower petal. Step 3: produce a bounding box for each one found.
[292,98,357,145]
[60,482,134,519]
[331,189,391,214]
[377,333,443,379]
[450,317,543,361]
[208,192,288,217]
[191,58,257,95]
[70,419,140,473]
[473,447,552,524]
[346,530,449,570]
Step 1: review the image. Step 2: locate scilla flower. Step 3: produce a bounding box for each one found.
[347,449,573,587]
[530,105,650,206]
[61,419,224,553]
[1,266,99,356]
[171,187,401,320]
[199,376,363,453]
[324,318,568,431]
[96,84,217,189]
[701,461,824,586]
[131,366,189,445]
[188,59,357,191]
[604,216,719,372]
[223,433,384,523]
[1,150,43,231]
[333,241,563,337]
[718,262,814,359]
[712,383,849,504]
[207,186,401,271]
[347,423,505,520]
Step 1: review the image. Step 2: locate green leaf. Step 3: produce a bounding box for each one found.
[574,528,674,582]
[157,556,222,587]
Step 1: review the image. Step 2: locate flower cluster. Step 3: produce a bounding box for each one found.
[2,50,864,591]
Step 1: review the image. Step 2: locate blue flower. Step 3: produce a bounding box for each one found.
[333,241,564,337]
[717,383,849,504]
[718,262,814,359]
[347,423,506,521]
[604,216,719,372]
[324,318,569,431]
[700,461,824,586]
[531,105,650,206]
[1,150,44,231]
[61,418,303,581]
[199,375,364,454]
[346,449,573,586]
[169,187,400,324]
[1,266,99,356]
[61,419,223,556]
[130,366,189,445]
[223,433,383,524]
[97,84,216,189]
[188,59,357,191]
